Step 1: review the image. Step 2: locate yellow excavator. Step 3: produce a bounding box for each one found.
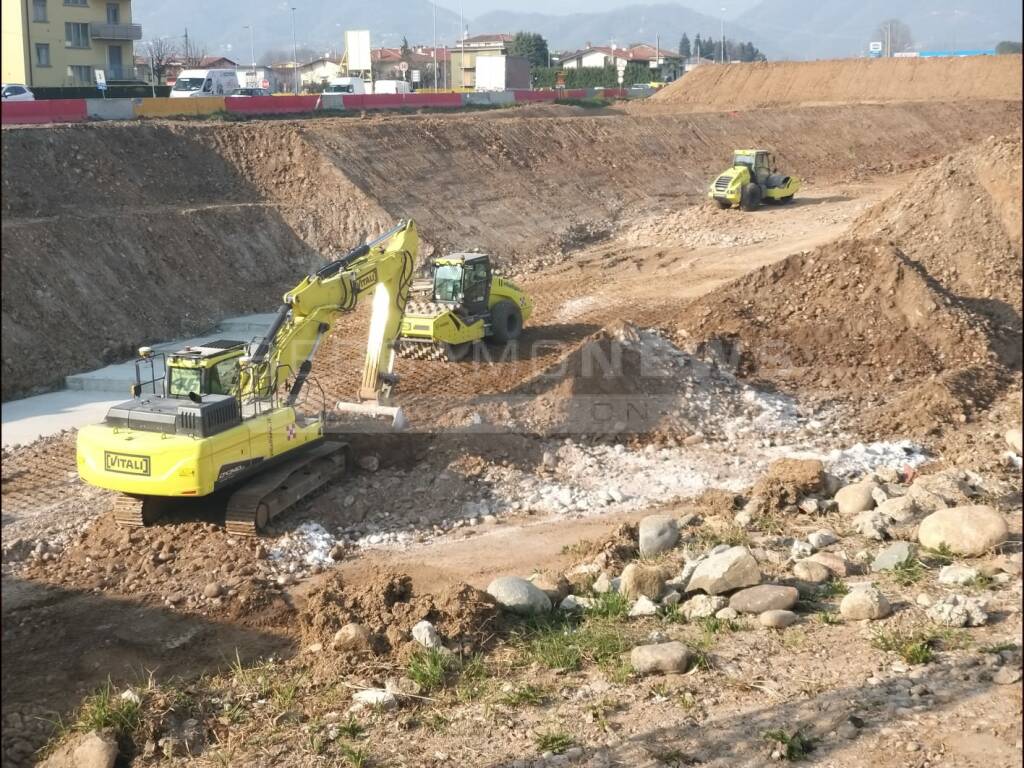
[76,220,418,534]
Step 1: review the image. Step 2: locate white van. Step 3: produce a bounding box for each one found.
[324,76,366,95]
[170,69,240,98]
[372,79,411,95]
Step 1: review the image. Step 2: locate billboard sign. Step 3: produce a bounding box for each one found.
[345,29,371,72]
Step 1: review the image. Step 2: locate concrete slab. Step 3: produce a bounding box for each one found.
[64,313,274,393]
[2,390,123,448]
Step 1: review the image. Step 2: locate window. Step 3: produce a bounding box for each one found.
[3,86,26,96]
[35,43,50,67]
[168,367,201,398]
[207,359,239,395]
[69,65,92,84]
[65,22,90,48]
[32,0,46,22]
[64,0,88,5]
[106,2,118,23]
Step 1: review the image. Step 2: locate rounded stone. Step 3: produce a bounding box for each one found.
[332,622,371,651]
[486,576,552,616]
[759,609,798,629]
[630,641,692,675]
[839,585,891,621]
[917,505,1008,557]
[835,481,879,515]
[619,562,667,601]
[793,560,831,584]
[729,584,799,614]
[686,546,761,595]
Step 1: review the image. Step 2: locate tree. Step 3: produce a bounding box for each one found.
[996,41,1022,54]
[875,19,913,55]
[509,31,550,68]
[141,38,177,83]
[181,36,207,68]
[678,33,691,59]
[400,36,412,61]
[694,33,703,58]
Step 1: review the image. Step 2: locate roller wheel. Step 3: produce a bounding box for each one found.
[740,183,762,211]
[489,300,523,343]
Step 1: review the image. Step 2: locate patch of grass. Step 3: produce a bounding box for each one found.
[817,578,849,598]
[336,716,364,740]
[519,615,633,672]
[229,650,272,699]
[407,648,457,694]
[561,539,593,556]
[74,679,143,743]
[339,743,371,767]
[421,710,449,733]
[646,747,695,767]
[922,543,956,567]
[763,729,816,761]
[659,603,685,624]
[586,697,619,731]
[871,628,937,665]
[966,573,996,591]
[750,514,785,535]
[271,675,304,711]
[534,729,575,754]
[499,684,548,707]
[587,590,630,620]
[889,557,926,587]
[455,655,491,702]
[695,616,744,635]
[816,611,841,625]
[554,96,611,109]
[691,526,749,552]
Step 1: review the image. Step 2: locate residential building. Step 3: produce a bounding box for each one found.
[298,56,343,89]
[557,43,682,80]
[2,0,143,87]
[449,33,511,89]
[371,46,450,87]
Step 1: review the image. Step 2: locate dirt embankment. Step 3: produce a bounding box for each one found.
[2,101,1020,399]
[675,136,1023,437]
[649,54,1024,111]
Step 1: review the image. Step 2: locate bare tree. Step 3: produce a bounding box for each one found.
[181,37,208,68]
[875,19,913,55]
[141,38,178,83]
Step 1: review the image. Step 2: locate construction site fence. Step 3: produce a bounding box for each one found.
[0,87,633,125]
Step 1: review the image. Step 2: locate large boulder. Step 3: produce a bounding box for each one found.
[839,584,890,621]
[630,641,692,675]
[638,515,680,558]
[40,730,117,768]
[728,585,799,614]
[487,576,552,615]
[620,563,667,601]
[686,546,761,595]
[917,505,1008,557]
[835,481,879,515]
[907,472,974,513]
[528,571,571,604]
[793,559,831,584]
[680,594,728,619]
[870,542,916,572]
[1006,426,1023,455]
[806,551,853,577]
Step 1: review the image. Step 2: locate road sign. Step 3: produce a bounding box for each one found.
[94,69,107,90]
[411,69,421,83]
[262,79,270,89]
[868,41,883,52]
[399,61,409,73]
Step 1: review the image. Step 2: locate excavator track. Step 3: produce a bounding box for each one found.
[224,441,349,536]
[112,494,166,527]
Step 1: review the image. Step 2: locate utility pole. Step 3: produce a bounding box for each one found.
[655,33,659,80]
[184,27,189,65]
[290,7,298,94]
[459,3,465,88]
[431,0,437,89]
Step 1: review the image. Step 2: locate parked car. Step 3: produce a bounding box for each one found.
[170,69,240,98]
[1,84,35,101]
[228,87,271,97]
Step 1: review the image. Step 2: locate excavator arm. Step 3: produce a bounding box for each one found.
[241,219,418,410]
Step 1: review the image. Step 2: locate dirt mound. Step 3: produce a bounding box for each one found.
[675,237,1011,437]
[651,55,1023,111]
[299,571,500,659]
[852,134,1022,363]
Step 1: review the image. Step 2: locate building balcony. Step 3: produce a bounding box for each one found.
[89,22,143,41]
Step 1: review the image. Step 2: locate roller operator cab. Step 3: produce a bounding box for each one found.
[708,149,800,211]
[76,340,322,500]
[399,253,534,361]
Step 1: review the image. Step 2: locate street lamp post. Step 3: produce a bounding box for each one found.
[243,25,256,87]
[720,7,725,64]
[431,0,437,89]
[290,7,299,94]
